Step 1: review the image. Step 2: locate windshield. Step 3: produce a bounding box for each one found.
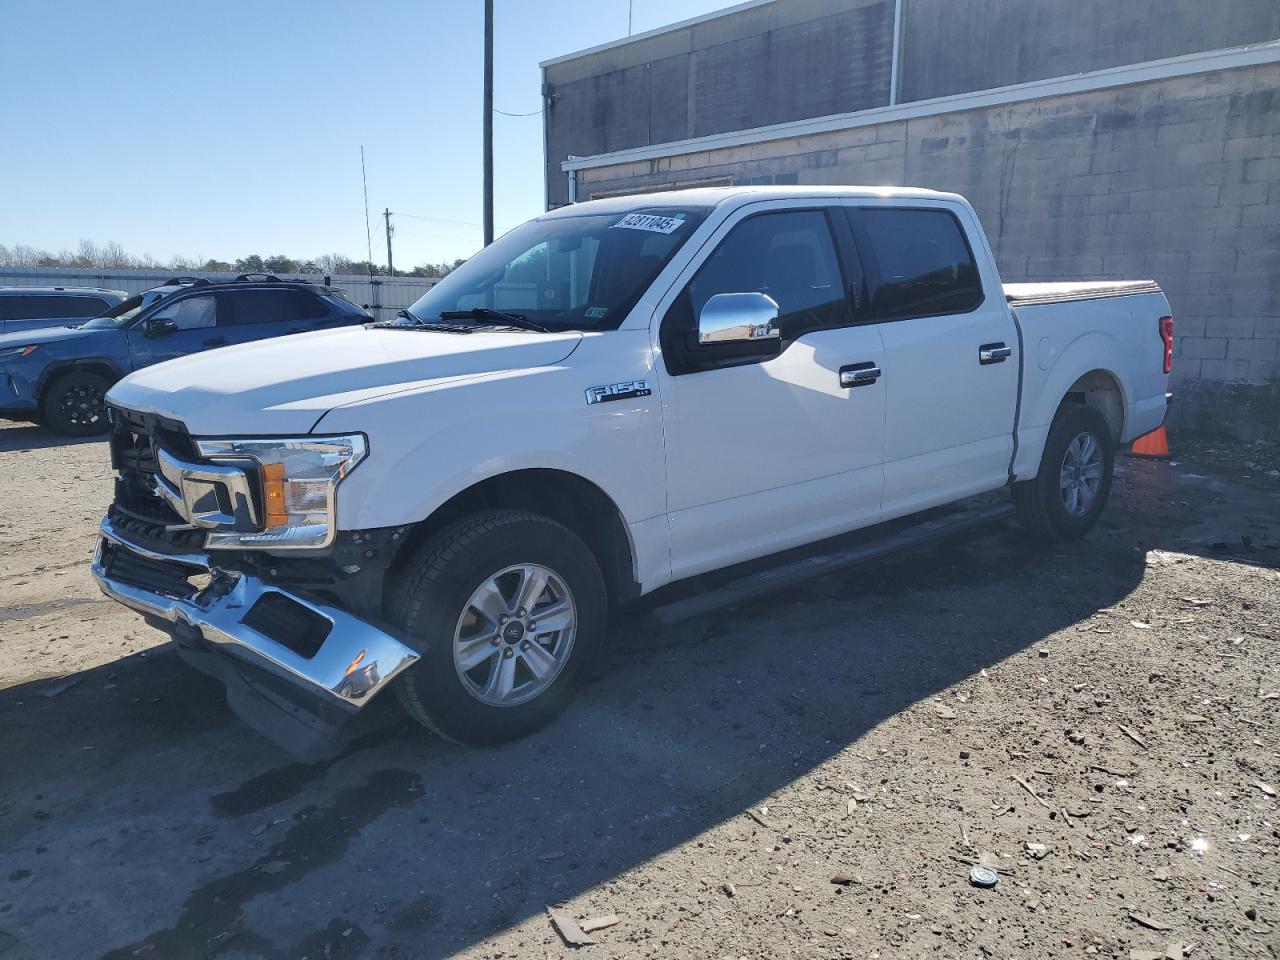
[80,290,164,330]
[404,207,708,332]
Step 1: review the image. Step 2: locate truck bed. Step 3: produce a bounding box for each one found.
[1004,280,1161,306]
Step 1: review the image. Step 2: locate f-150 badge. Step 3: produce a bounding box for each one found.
[585,380,652,405]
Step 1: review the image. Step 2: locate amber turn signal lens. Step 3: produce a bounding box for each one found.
[262,462,289,528]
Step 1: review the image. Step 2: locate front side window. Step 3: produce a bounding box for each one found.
[404,207,708,332]
[154,295,216,330]
[684,210,850,333]
[858,208,983,319]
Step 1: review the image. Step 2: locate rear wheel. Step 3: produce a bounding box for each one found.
[1014,404,1115,540]
[388,510,607,744]
[41,370,112,437]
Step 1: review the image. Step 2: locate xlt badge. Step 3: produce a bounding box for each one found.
[585,380,652,405]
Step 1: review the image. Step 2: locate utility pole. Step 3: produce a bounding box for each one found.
[482,0,494,246]
[383,208,394,276]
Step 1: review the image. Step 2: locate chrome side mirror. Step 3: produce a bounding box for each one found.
[697,292,780,345]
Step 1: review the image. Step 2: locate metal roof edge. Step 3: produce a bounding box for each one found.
[539,0,782,69]
[561,39,1280,172]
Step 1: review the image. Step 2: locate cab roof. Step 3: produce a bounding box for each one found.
[541,184,962,219]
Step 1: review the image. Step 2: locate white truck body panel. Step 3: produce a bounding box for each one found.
[105,186,1171,597]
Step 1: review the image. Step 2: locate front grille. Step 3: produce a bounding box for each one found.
[108,405,206,550]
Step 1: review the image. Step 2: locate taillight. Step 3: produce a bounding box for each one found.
[1159,315,1174,374]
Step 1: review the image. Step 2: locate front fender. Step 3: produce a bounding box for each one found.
[318,366,665,536]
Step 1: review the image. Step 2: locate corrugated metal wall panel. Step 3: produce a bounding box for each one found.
[0,267,441,320]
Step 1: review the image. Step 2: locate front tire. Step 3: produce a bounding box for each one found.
[388,510,607,744]
[1013,404,1115,540]
[41,370,112,437]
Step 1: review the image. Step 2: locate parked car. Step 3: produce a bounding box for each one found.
[92,187,1172,757]
[0,275,369,435]
[0,286,127,334]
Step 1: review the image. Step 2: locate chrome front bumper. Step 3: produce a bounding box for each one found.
[91,517,419,754]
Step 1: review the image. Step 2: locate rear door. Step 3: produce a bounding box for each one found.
[656,202,886,579]
[845,201,1019,519]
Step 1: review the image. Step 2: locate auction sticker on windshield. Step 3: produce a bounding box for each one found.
[612,213,685,234]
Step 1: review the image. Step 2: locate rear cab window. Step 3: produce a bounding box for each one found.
[854,207,984,320]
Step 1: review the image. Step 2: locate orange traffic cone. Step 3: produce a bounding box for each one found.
[1129,425,1170,459]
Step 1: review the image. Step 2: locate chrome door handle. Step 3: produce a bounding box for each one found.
[979,343,1012,364]
[839,362,882,388]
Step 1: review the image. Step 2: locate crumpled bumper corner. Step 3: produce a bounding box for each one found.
[91,517,420,755]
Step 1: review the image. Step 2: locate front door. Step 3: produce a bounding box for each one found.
[126,294,222,367]
[656,204,886,581]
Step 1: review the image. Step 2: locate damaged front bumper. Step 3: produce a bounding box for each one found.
[91,516,419,757]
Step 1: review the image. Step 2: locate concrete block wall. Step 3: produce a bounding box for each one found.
[544,0,895,207]
[545,0,1278,207]
[577,63,1280,439]
[901,0,1280,102]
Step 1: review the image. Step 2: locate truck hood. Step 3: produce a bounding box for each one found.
[106,324,583,435]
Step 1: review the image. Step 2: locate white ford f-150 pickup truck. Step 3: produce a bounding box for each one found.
[94,186,1173,756]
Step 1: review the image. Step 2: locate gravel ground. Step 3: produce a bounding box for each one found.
[0,419,1277,960]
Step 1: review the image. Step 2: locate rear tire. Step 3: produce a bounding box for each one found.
[387,510,607,745]
[41,370,112,437]
[1014,404,1115,541]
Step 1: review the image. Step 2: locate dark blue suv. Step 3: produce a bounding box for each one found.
[0,275,369,436]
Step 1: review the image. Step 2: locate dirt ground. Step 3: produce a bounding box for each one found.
[0,419,1277,960]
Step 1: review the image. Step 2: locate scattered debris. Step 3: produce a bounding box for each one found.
[969,865,999,888]
[1025,842,1050,860]
[579,915,620,934]
[1254,781,1277,798]
[1118,724,1149,749]
[722,882,736,898]
[547,905,594,947]
[1012,774,1052,810]
[745,807,772,829]
[1130,620,1153,630]
[1128,913,1174,932]
[830,873,854,886]
[39,676,81,698]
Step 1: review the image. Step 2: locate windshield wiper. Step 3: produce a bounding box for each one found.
[438,308,550,333]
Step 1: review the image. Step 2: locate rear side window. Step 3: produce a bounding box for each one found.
[0,294,107,320]
[218,289,328,325]
[46,295,110,318]
[859,208,983,319]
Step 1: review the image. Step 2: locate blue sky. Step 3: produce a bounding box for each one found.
[0,0,741,269]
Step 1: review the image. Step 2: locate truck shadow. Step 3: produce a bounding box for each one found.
[0,459,1274,959]
[0,423,105,452]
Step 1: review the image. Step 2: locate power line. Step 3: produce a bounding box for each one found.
[494,106,542,117]
[395,212,483,227]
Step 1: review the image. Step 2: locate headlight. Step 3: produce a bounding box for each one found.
[195,434,367,550]
[0,345,38,360]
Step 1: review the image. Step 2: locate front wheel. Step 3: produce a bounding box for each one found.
[41,370,112,436]
[1013,404,1115,540]
[388,510,607,744]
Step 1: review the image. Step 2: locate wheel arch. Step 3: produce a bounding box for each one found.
[35,357,126,406]
[395,468,641,605]
[1057,368,1126,443]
